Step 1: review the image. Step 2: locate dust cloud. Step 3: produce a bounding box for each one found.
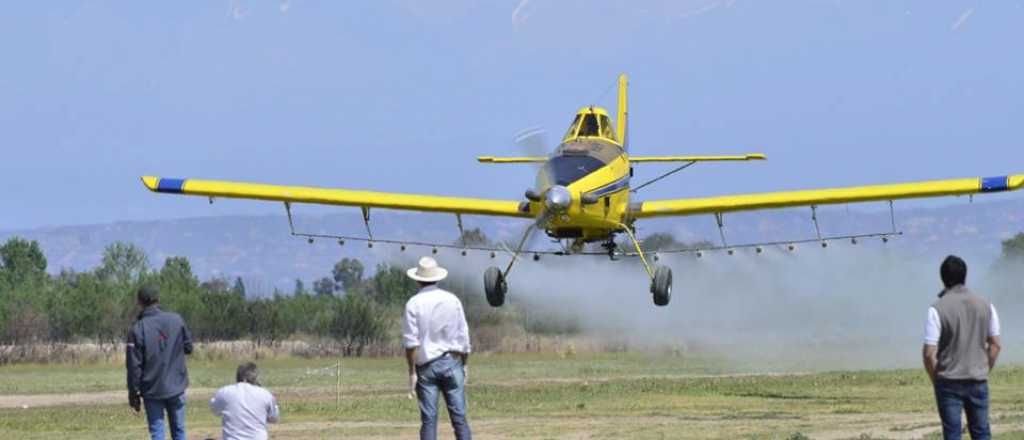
[389,241,1021,372]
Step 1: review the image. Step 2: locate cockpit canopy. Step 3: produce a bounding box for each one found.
[562,107,619,144]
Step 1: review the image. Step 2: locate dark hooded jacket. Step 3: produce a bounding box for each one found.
[126,306,193,400]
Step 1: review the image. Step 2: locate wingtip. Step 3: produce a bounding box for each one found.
[748,153,767,160]
[141,176,159,191]
[1010,175,1024,190]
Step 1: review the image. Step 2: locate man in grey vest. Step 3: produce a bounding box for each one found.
[923,255,1002,440]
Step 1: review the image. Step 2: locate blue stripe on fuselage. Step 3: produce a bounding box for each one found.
[588,175,631,197]
[157,178,186,194]
[981,176,1009,193]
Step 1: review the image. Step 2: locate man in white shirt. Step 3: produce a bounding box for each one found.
[209,362,280,440]
[922,255,1002,440]
[402,257,472,440]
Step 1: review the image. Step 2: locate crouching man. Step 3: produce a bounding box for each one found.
[210,362,280,440]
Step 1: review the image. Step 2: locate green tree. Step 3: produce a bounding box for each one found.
[1001,232,1024,260]
[331,293,389,356]
[313,277,336,297]
[96,242,149,284]
[156,256,203,334]
[456,228,490,247]
[231,277,247,297]
[0,237,48,287]
[246,298,282,347]
[332,258,365,292]
[196,277,248,340]
[638,233,713,252]
[368,263,417,306]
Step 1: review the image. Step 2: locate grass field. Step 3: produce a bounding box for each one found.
[2,352,1023,439]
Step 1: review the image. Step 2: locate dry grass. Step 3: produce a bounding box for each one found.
[0,335,639,366]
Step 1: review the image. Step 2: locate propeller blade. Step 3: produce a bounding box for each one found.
[513,126,551,166]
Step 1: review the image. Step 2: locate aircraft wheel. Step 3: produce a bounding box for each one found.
[484,267,507,307]
[651,266,672,307]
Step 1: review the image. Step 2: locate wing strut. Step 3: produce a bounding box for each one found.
[361,207,374,243]
[285,202,296,235]
[631,161,697,193]
[455,214,467,256]
[714,212,728,248]
[811,206,823,244]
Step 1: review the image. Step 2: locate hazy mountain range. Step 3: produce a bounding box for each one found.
[3,198,1023,292]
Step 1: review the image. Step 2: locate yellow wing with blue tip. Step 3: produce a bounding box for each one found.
[141,176,532,218]
[633,175,1024,218]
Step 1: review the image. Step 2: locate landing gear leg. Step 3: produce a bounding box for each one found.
[601,237,619,260]
[483,225,534,307]
[619,224,673,307]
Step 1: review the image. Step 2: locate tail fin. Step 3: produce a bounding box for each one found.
[616,73,629,150]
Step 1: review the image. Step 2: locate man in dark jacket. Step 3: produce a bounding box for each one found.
[126,285,194,440]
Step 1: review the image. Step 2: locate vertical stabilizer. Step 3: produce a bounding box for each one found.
[616,74,629,150]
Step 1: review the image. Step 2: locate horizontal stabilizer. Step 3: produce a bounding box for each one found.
[629,154,766,163]
[477,156,548,164]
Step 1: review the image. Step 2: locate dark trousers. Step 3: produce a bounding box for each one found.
[934,379,990,440]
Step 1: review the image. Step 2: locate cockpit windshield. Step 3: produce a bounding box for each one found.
[578,114,600,137]
[562,110,617,143]
[543,155,605,186]
[562,115,581,141]
[599,115,615,140]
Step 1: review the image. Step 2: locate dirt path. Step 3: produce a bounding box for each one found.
[263,414,1024,440]
[0,388,216,409]
[812,411,1024,440]
[0,371,810,409]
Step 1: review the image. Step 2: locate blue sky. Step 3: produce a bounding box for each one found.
[2,1,1022,230]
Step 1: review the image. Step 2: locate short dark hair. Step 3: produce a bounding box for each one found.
[236,362,260,386]
[137,285,160,306]
[940,255,968,288]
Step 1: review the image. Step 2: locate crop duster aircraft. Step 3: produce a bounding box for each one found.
[143,74,1024,307]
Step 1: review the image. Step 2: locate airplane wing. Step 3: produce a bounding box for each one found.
[141,176,532,218]
[632,174,1024,218]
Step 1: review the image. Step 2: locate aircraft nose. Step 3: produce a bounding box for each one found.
[544,186,572,212]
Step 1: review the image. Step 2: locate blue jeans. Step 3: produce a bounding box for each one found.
[934,380,990,440]
[143,393,187,440]
[416,354,472,440]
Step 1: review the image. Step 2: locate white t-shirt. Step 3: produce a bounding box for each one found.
[209,382,280,440]
[402,285,472,366]
[923,304,1000,346]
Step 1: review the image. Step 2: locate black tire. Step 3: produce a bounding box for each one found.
[484,267,507,307]
[651,266,672,307]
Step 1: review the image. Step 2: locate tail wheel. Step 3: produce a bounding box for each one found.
[651,266,672,307]
[484,267,507,307]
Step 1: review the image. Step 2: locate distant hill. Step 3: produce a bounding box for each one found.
[3,198,1023,292]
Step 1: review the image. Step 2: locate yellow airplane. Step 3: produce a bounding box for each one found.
[142,74,1024,307]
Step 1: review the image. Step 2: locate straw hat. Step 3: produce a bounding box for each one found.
[406,256,448,282]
